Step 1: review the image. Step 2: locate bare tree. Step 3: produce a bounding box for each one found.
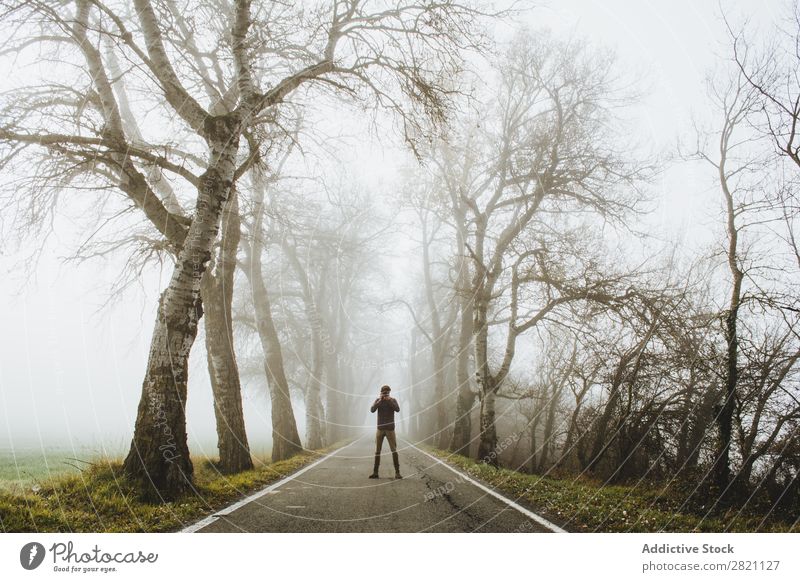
[240,155,304,461]
[421,136,481,454]
[0,0,493,498]
[395,185,459,447]
[697,70,756,497]
[428,31,645,463]
[200,188,254,473]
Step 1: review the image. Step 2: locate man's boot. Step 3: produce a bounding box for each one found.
[392,452,403,479]
[369,454,380,478]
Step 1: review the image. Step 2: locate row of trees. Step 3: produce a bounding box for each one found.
[0,0,492,500]
[400,17,799,516]
[0,0,797,519]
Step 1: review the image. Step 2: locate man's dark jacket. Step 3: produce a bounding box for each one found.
[370,397,400,430]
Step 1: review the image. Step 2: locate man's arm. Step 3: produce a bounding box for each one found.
[391,398,400,412]
[370,398,381,413]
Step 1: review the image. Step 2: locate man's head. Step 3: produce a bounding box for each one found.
[380,385,391,396]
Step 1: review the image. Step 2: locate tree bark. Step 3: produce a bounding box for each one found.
[123,118,241,500]
[419,215,449,448]
[474,283,499,464]
[324,287,352,443]
[713,118,744,500]
[477,389,498,464]
[244,247,303,461]
[200,189,253,474]
[304,336,325,450]
[449,292,475,455]
[447,170,475,455]
[241,166,304,462]
[714,299,740,494]
[283,242,326,450]
[302,304,325,450]
[528,411,542,474]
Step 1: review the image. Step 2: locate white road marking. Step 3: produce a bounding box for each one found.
[181,438,361,533]
[404,440,567,533]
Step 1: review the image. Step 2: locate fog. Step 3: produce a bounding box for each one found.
[0,0,777,450]
[0,0,795,518]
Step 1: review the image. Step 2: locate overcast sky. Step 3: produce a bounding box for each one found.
[0,0,786,458]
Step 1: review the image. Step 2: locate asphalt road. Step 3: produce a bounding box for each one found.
[187,436,563,533]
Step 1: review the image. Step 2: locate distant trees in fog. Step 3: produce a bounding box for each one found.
[0,0,796,516]
[0,0,493,500]
[401,20,799,514]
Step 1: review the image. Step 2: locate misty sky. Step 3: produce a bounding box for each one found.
[0,0,784,458]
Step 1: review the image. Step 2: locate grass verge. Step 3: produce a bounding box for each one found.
[426,449,794,533]
[0,443,346,533]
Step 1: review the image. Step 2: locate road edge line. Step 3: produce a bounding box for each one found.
[180,437,362,533]
[405,440,567,533]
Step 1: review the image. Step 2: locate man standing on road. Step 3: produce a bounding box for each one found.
[369,385,402,479]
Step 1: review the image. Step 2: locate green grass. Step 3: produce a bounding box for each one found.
[0,449,99,494]
[427,449,795,533]
[0,444,342,533]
